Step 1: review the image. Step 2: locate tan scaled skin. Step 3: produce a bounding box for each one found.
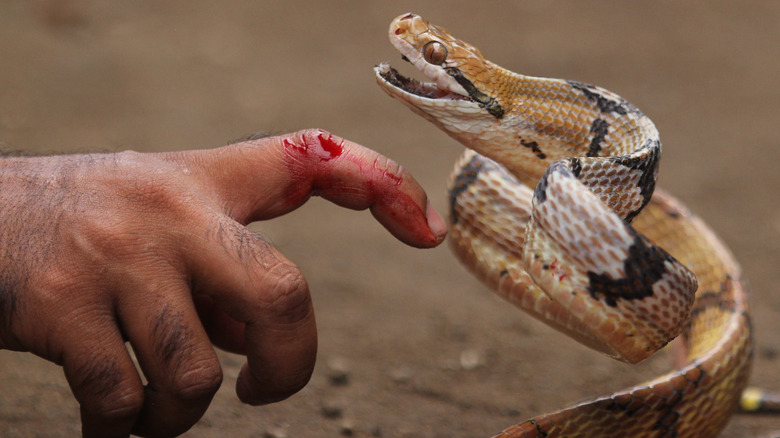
[376,13,753,438]
[0,129,447,438]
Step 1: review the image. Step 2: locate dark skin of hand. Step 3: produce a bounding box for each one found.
[0,129,448,437]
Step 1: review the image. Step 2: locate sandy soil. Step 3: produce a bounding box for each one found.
[0,1,778,437]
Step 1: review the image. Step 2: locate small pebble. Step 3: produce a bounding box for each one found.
[320,399,344,419]
[260,426,287,438]
[390,366,413,382]
[327,357,350,386]
[760,347,778,361]
[339,418,355,436]
[460,349,483,370]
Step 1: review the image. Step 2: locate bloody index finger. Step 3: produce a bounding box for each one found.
[182,129,447,248]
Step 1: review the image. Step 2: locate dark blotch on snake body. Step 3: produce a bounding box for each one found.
[586,232,673,307]
[689,277,739,325]
[520,139,547,160]
[568,157,583,177]
[444,67,504,119]
[609,139,661,221]
[567,80,630,115]
[534,168,551,204]
[534,159,579,204]
[450,154,517,223]
[449,155,485,223]
[587,118,610,157]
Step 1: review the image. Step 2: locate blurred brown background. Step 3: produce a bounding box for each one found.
[0,1,778,436]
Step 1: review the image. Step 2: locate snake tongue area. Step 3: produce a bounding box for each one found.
[375,62,471,102]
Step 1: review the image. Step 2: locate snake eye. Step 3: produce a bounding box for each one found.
[422,41,448,65]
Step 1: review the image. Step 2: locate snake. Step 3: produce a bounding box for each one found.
[373,13,756,437]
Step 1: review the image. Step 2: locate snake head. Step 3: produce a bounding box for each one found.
[375,13,547,185]
[375,13,507,132]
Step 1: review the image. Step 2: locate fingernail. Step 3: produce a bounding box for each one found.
[426,200,448,242]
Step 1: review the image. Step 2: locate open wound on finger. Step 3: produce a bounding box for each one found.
[282,129,343,162]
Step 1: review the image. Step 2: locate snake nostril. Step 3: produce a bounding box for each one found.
[394,28,405,35]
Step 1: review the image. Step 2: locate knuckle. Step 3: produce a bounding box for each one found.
[87,385,145,423]
[147,305,222,401]
[169,355,223,402]
[376,154,402,174]
[260,262,312,323]
[373,154,406,182]
[212,217,277,266]
[75,367,144,422]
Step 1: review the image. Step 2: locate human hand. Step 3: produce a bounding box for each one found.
[0,129,447,437]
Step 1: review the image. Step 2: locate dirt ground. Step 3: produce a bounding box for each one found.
[0,1,778,437]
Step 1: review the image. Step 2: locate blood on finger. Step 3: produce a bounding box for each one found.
[282,130,343,162]
[277,129,442,246]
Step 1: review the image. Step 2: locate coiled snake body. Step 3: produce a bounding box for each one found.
[375,13,752,437]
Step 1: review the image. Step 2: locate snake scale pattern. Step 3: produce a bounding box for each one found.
[374,13,753,437]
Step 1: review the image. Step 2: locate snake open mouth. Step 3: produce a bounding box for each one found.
[375,62,471,102]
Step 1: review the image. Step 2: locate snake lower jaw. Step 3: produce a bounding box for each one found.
[375,63,472,103]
